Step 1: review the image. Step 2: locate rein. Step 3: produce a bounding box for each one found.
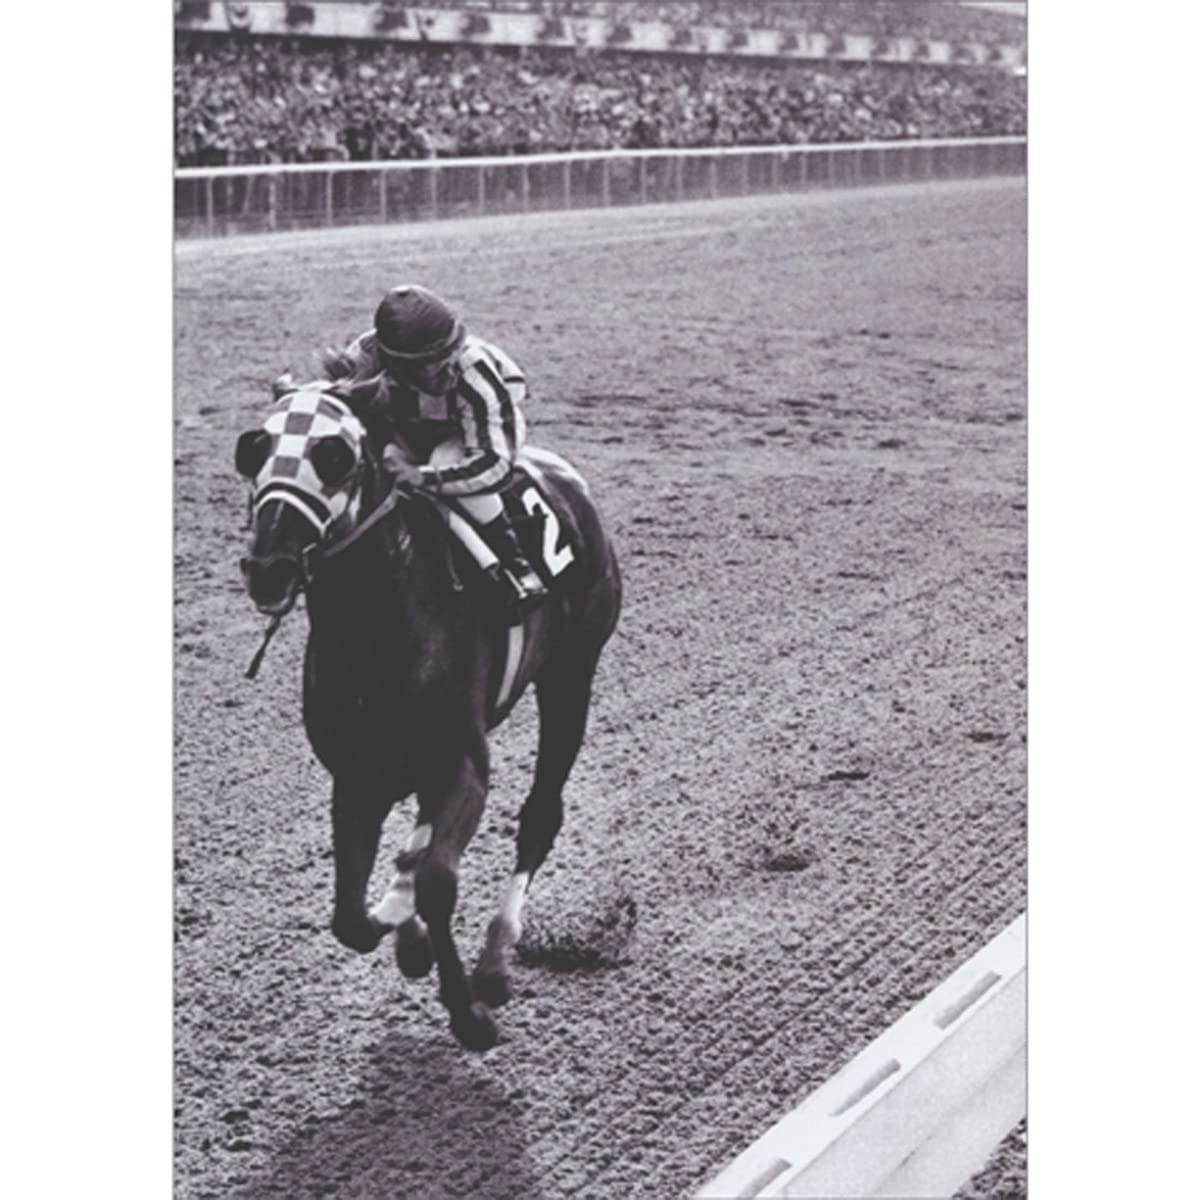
[244,471,468,679]
[245,612,283,680]
[308,484,463,594]
[244,483,408,681]
[303,483,405,581]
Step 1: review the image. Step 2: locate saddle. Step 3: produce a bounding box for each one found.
[428,463,579,613]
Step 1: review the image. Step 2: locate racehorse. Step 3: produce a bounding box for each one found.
[234,382,621,1050]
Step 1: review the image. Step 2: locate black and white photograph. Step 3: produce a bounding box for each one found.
[169,2,1029,1197]
[19,3,1200,1196]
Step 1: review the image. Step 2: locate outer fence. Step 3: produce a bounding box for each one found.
[174,136,1025,238]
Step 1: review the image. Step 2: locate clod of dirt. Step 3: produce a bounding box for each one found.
[763,848,817,873]
[517,893,638,973]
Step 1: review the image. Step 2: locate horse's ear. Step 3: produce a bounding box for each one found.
[310,436,356,487]
[235,430,272,479]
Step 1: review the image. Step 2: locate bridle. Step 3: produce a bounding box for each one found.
[244,405,470,677]
[245,458,393,680]
[245,474,445,680]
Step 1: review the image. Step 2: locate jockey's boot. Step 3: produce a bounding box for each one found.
[481,513,548,614]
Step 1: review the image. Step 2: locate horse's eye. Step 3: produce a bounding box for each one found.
[235,430,272,479]
[310,436,356,487]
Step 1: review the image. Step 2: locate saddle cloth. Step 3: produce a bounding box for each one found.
[440,457,580,593]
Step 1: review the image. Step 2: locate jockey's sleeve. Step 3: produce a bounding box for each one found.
[325,329,381,383]
[421,356,526,496]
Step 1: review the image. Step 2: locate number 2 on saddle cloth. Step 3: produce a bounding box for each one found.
[391,424,578,595]
[499,474,576,584]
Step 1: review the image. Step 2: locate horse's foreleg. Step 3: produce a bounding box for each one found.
[367,821,435,978]
[330,776,392,954]
[474,655,598,1007]
[415,753,498,1051]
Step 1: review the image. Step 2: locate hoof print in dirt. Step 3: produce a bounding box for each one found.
[763,847,817,873]
[517,893,638,972]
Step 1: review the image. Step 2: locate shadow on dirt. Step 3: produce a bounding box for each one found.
[230,1031,536,1200]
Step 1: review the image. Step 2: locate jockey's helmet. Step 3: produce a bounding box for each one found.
[374,285,465,395]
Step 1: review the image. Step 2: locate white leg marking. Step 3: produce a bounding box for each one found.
[369,823,433,927]
[371,877,413,927]
[406,823,433,853]
[498,871,531,942]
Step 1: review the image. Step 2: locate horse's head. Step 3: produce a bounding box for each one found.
[235,384,368,616]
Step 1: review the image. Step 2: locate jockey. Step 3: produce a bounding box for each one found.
[323,284,548,610]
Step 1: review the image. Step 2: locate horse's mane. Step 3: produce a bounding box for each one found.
[301,379,457,573]
[325,376,397,456]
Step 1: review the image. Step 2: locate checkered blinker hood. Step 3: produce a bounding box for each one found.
[250,387,366,536]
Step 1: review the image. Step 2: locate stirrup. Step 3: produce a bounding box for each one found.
[513,565,548,600]
[499,565,547,615]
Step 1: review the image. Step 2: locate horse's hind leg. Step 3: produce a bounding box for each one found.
[415,750,499,1051]
[330,775,393,954]
[474,651,600,1008]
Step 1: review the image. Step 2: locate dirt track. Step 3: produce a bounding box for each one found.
[174,178,1027,1198]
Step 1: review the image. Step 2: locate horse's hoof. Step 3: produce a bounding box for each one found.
[450,1002,499,1052]
[332,913,386,954]
[394,922,434,978]
[472,963,513,1009]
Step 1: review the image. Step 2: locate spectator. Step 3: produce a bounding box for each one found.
[174,32,1025,166]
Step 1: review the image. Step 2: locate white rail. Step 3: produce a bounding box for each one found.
[175,137,1026,179]
[696,913,1026,1199]
[174,136,1026,237]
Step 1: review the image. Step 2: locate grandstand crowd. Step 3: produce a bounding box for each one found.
[175,33,1026,165]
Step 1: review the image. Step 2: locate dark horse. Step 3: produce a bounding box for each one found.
[235,382,620,1049]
